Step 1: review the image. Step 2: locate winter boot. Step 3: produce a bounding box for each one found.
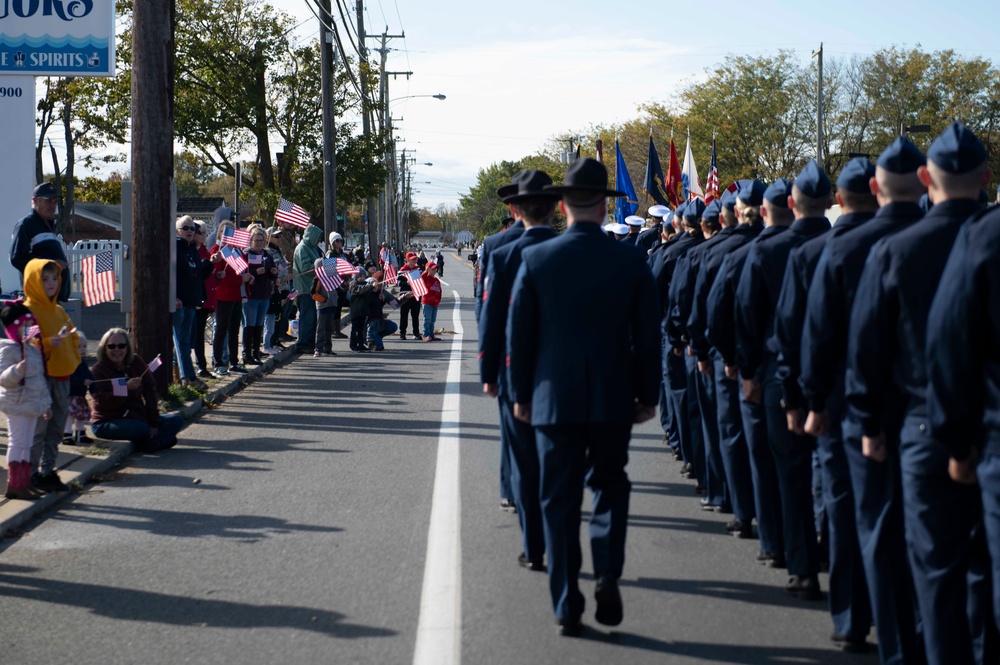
[5,462,40,500]
[252,327,265,362]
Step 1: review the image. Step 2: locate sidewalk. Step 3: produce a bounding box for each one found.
[0,345,298,538]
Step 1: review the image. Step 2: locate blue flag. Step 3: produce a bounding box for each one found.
[643,136,670,207]
[614,140,639,225]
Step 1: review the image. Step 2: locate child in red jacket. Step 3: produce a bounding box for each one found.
[421,262,443,341]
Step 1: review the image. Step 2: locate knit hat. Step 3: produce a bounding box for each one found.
[1,302,36,342]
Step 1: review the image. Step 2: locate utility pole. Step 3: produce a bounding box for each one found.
[131,0,174,395]
[356,0,376,257]
[373,33,408,250]
[320,0,339,237]
[814,43,824,164]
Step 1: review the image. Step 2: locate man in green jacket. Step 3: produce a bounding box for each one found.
[292,224,323,354]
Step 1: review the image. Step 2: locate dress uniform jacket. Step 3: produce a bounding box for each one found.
[475,220,525,322]
[688,223,761,361]
[652,232,703,320]
[636,225,662,252]
[735,218,830,381]
[666,227,735,349]
[507,223,661,425]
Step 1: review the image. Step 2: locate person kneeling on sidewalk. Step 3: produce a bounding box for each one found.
[90,328,184,453]
[365,271,398,352]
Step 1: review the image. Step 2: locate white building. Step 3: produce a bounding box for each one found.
[455,229,473,245]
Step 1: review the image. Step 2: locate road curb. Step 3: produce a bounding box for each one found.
[0,345,298,540]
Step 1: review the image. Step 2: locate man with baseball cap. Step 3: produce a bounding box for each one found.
[10,182,71,301]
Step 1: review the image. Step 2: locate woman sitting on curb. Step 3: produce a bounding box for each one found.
[90,328,184,453]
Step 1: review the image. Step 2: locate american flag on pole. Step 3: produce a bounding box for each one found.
[383,262,397,285]
[405,270,428,298]
[82,250,116,306]
[317,258,343,292]
[287,288,299,301]
[111,377,129,397]
[248,252,263,265]
[221,245,249,274]
[220,226,251,249]
[335,258,357,276]
[274,198,311,229]
[704,140,720,204]
[146,354,163,374]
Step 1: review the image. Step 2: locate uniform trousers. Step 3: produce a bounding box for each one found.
[841,417,922,665]
[693,354,727,507]
[665,349,694,466]
[715,356,756,525]
[740,390,783,558]
[815,396,871,639]
[498,396,545,561]
[659,336,680,451]
[536,422,631,622]
[763,356,819,576]
[900,416,991,665]
[979,448,1000,635]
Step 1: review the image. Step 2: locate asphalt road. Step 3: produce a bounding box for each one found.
[0,250,871,664]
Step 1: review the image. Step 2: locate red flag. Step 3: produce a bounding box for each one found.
[274,198,311,229]
[665,138,683,207]
[82,250,116,306]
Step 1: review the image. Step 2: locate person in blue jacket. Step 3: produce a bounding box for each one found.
[734,161,831,600]
[479,169,561,572]
[10,182,71,302]
[507,157,661,637]
[846,122,993,665]
[802,137,927,663]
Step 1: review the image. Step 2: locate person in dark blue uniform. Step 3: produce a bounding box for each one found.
[624,215,644,243]
[477,174,528,510]
[637,205,668,252]
[735,161,832,599]
[802,137,927,663]
[927,202,1000,645]
[690,188,758,537]
[772,157,877,649]
[480,170,561,572]
[669,198,730,510]
[846,122,993,665]
[648,208,682,454]
[656,200,705,487]
[507,158,661,636]
[708,179,788,563]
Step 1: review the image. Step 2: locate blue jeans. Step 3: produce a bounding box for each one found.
[263,312,276,347]
[172,306,197,380]
[366,318,398,349]
[422,303,438,339]
[295,294,317,352]
[91,413,184,453]
[242,298,268,327]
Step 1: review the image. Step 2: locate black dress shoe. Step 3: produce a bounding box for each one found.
[831,633,871,653]
[768,554,788,569]
[517,553,545,572]
[786,574,822,600]
[499,498,516,510]
[734,522,755,539]
[694,485,706,495]
[700,499,717,511]
[556,617,583,637]
[717,503,733,515]
[594,577,623,626]
[726,518,744,532]
[756,550,775,563]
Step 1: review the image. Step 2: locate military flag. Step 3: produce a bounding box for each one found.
[643,132,670,207]
[665,135,683,206]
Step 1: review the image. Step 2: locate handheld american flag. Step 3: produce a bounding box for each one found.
[248,253,263,265]
[111,377,129,397]
[221,226,251,249]
[146,354,163,374]
[317,258,343,292]
[274,198,311,229]
[287,288,299,301]
[82,250,116,306]
[334,258,357,276]
[221,245,249,274]
[405,270,428,298]
[25,324,40,342]
[383,262,397,285]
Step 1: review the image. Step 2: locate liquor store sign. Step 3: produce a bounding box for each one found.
[0,0,114,76]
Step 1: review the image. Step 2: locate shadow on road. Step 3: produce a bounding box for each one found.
[0,565,395,639]
[622,576,827,613]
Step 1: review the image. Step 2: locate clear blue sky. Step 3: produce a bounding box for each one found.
[260,0,1000,208]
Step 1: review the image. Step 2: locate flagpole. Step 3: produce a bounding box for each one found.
[640,127,651,211]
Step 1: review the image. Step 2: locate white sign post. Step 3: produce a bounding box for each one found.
[0,76,35,294]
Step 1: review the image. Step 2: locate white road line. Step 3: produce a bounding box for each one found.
[413,292,464,665]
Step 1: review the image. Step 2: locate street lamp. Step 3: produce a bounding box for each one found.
[390,93,446,104]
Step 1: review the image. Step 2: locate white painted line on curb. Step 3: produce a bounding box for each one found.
[412,291,464,665]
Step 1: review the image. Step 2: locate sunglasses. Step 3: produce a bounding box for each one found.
[181,226,196,232]
[106,343,127,350]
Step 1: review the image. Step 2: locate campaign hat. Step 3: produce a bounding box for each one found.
[545,158,625,197]
[501,169,562,203]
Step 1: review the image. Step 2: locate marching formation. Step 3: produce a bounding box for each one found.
[479,122,1000,664]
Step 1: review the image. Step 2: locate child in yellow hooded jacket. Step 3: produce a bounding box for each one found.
[23,258,80,492]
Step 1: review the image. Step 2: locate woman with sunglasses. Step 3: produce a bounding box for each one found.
[241,225,277,365]
[174,216,212,390]
[90,328,184,452]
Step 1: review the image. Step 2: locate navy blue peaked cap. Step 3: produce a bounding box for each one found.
[877,137,925,174]
[837,157,876,194]
[764,178,793,208]
[794,160,832,198]
[927,121,987,174]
